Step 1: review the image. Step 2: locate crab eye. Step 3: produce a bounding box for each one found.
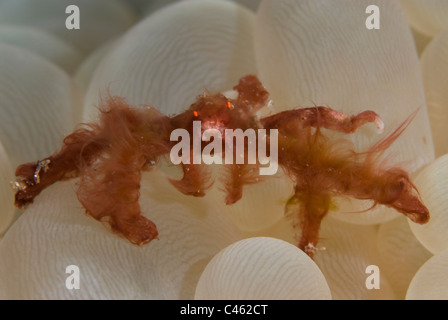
[227,101,233,109]
[193,111,199,117]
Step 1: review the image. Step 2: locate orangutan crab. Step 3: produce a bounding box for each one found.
[12,75,429,258]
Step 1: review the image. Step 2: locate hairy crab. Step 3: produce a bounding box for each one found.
[13,75,429,258]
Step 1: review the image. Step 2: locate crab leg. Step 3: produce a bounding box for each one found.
[14,125,106,208]
[285,192,331,259]
[169,161,212,197]
[261,106,384,134]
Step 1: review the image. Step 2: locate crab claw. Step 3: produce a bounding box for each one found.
[387,171,430,224]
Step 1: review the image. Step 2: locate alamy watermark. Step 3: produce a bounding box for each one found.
[366,5,380,30]
[65,265,80,290]
[365,265,380,290]
[65,5,80,30]
[170,121,279,176]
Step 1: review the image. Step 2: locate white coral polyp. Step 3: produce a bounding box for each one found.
[195,237,331,300]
